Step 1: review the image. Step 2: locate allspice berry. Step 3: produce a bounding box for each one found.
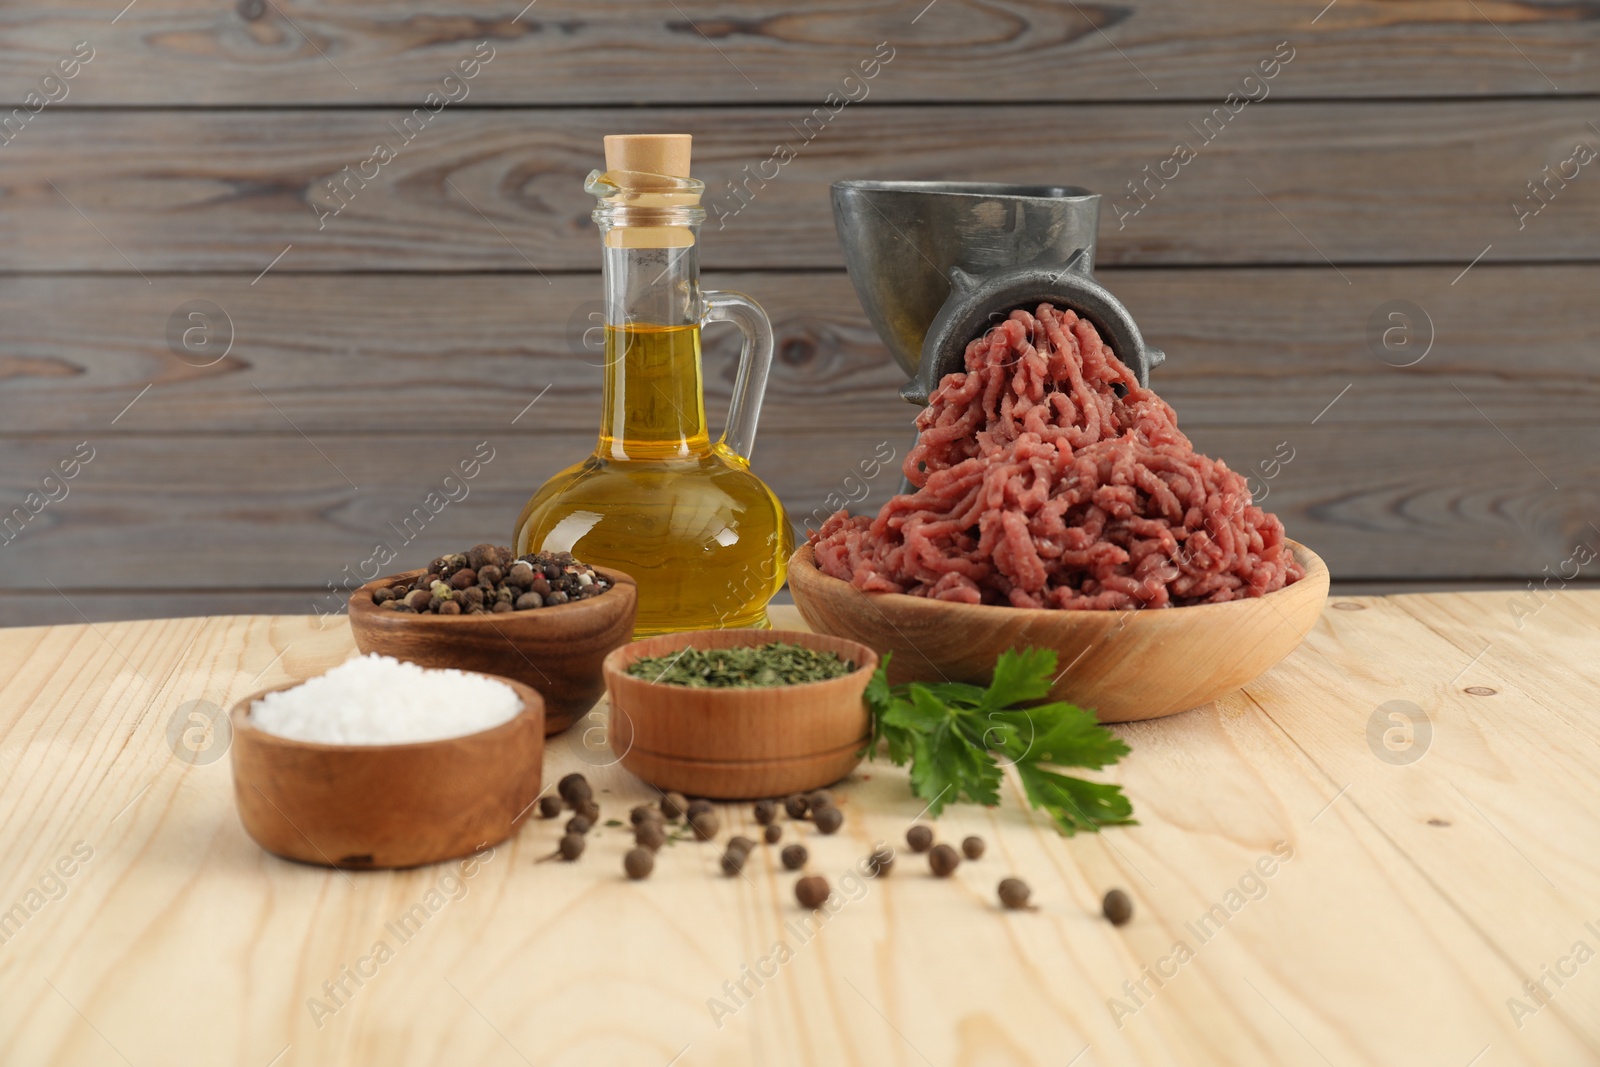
[449,568,477,590]
[558,833,585,861]
[727,835,756,855]
[538,796,562,819]
[795,875,830,909]
[566,815,592,836]
[687,799,713,820]
[624,848,654,880]
[631,804,658,826]
[763,824,782,845]
[576,798,601,822]
[1103,888,1134,926]
[866,845,895,877]
[753,799,778,825]
[906,825,934,853]
[962,835,986,860]
[661,792,689,820]
[929,843,961,877]
[806,789,834,812]
[784,793,809,820]
[781,844,808,870]
[635,822,666,852]
[721,848,747,876]
[813,806,844,835]
[437,600,461,616]
[999,878,1032,910]
[558,773,590,805]
[690,810,720,841]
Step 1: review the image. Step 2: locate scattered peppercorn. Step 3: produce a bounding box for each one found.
[753,799,777,825]
[635,823,666,851]
[781,844,808,870]
[375,546,611,615]
[558,774,590,805]
[566,815,592,836]
[962,835,986,860]
[866,846,895,878]
[813,806,844,835]
[906,825,934,853]
[687,799,713,820]
[691,811,720,841]
[538,796,562,819]
[721,849,747,876]
[661,792,689,820]
[795,875,830,909]
[727,835,756,855]
[1103,888,1133,926]
[807,789,834,811]
[764,824,782,844]
[929,843,961,877]
[624,848,654,880]
[999,878,1032,910]
[558,834,585,861]
[785,794,809,819]
[631,804,659,826]
[576,799,601,822]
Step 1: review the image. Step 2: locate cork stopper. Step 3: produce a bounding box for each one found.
[604,134,692,178]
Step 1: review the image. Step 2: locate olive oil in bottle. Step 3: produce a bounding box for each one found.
[514,135,791,636]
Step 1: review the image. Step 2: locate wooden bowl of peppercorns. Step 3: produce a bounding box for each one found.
[349,544,637,734]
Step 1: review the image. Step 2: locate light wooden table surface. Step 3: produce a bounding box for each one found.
[1,596,1597,1067]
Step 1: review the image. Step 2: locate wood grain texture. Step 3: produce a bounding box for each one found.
[0,602,1596,1064]
[348,566,638,734]
[2,266,1595,436]
[788,541,1330,722]
[0,419,1592,594]
[230,672,546,868]
[3,0,1597,105]
[602,628,877,799]
[1240,592,1600,1047]
[5,101,1599,271]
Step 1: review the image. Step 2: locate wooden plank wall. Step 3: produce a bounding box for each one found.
[1,0,1597,625]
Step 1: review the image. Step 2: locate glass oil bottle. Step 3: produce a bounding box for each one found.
[515,134,792,636]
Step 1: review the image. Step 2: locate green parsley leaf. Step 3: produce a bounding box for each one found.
[863,648,1136,835]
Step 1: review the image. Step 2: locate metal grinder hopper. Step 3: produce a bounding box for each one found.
[830,181,1165,405]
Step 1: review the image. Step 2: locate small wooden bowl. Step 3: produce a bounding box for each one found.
[230,672,545,869]
[601,630,879,799]
[348,567,637,734]
[788,540,1330,723]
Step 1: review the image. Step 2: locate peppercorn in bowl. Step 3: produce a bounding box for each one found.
[349,544,637,734]
[601,629,879,799]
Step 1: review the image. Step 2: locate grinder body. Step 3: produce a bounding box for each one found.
[830,181,1165,404]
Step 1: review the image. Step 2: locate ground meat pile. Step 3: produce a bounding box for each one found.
[809,304,1303,609]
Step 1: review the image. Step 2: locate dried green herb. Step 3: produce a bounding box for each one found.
[628,643,855,689]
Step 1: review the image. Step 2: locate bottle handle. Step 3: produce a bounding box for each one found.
[701,290,774,462]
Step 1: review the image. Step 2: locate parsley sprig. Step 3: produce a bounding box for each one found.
[864,648,1136,835]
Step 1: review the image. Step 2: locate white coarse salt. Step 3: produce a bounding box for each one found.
[250,653,521,745]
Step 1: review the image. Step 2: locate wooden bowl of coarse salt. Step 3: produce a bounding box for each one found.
[230,654,545,869]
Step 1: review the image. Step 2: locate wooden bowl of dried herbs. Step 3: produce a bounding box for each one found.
[601,630,879,799]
